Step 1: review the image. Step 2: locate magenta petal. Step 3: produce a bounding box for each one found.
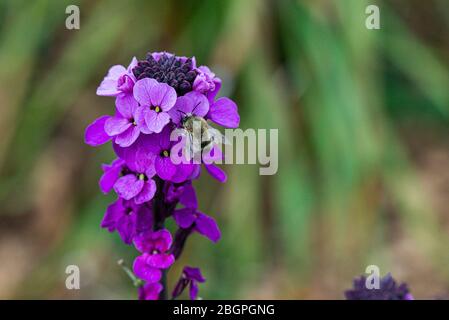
[100,199,123,232]
[168,96,192,124]
[134,180,156,204]
[155,156,177,180]
[173,208,196,229]
[208,97,240,128]
[153,229,173,252]
[189,282,199,300]
[195,212,221,243]
[133,255,162,283]
[180,184,198,209]
[139,282,163,300]
[114,174,144,200]
[204,164,227,183]
[116,93,139,119]
[116,214,136,244]
[146,253,175,269]
[99,162,123,194]
[184,91,209,117]
[135,106,152,134]
[170,163,195,183]
[96,65,126,96]
[150,82,177,111]
[105,115,131,136]
[133,78,158,106]
[115,125,140,147]
[145,110,170,134]
[84,116,112,146]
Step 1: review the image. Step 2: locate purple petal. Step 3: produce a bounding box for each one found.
[126,57,138,79]
[134,179,156,204]
[133,229,172,253]
[195,212,221,243]
[134,106,152,134]
[139,282,163,300]
[133,254,162,283]
[173,208,196,229]
[133,148,156,175]
[170,163,195,183]
[155,155,177,180]
[100,199,124,232]
[168,95,193,124]
[208,97,240,128]
[114,174,144,200]
[104,115,131,136]
[150,82,177,111]
[146,253,175,269]
[116,93,139,119]
[84,116,112,146]
[116,214,136,244]
[114,125,140,147]
[189,282,199,300]
[179,183,198,209]
[133,78,158,106]
[99,160,124,194]
[145,110,170,133]
[96,65,126,96]
[204,164,227,183]
[153,229,173,252]
[184,266,206,282]
[184,91,209,117]
[135,205,153,234]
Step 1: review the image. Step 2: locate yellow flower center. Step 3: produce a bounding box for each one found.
[154,106,161,113]
[162,150,169,157]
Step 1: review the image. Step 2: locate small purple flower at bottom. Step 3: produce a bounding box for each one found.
[132,229,175,283]
[172,266,206,300]
[101,198,152,245]
[138,282,163,300]
[345,273,413,300]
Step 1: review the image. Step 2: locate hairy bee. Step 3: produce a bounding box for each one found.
[180,114,225,161]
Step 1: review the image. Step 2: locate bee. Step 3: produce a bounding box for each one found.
[177,104,225,160]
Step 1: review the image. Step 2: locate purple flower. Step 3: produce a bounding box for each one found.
[113,149,157,204]
[101,198,152,244]
[345,273,414,300]
[104,96,142,147]
[146,126,194,181]
[172,266,206,300]
[85,96,142,147]
[165,181,197,206]
[132,229,175,283]
[193,66,221,103]
[138,282,163,300]
[173,189,220,243]
[133,78,177,134]
[96,57,137,97]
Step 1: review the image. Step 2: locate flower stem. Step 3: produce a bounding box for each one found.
[153,177,168,300]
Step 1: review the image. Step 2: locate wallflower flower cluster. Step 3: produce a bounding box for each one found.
[85,52,240,300]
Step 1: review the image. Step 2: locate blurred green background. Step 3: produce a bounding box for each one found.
[0,0,448,299]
